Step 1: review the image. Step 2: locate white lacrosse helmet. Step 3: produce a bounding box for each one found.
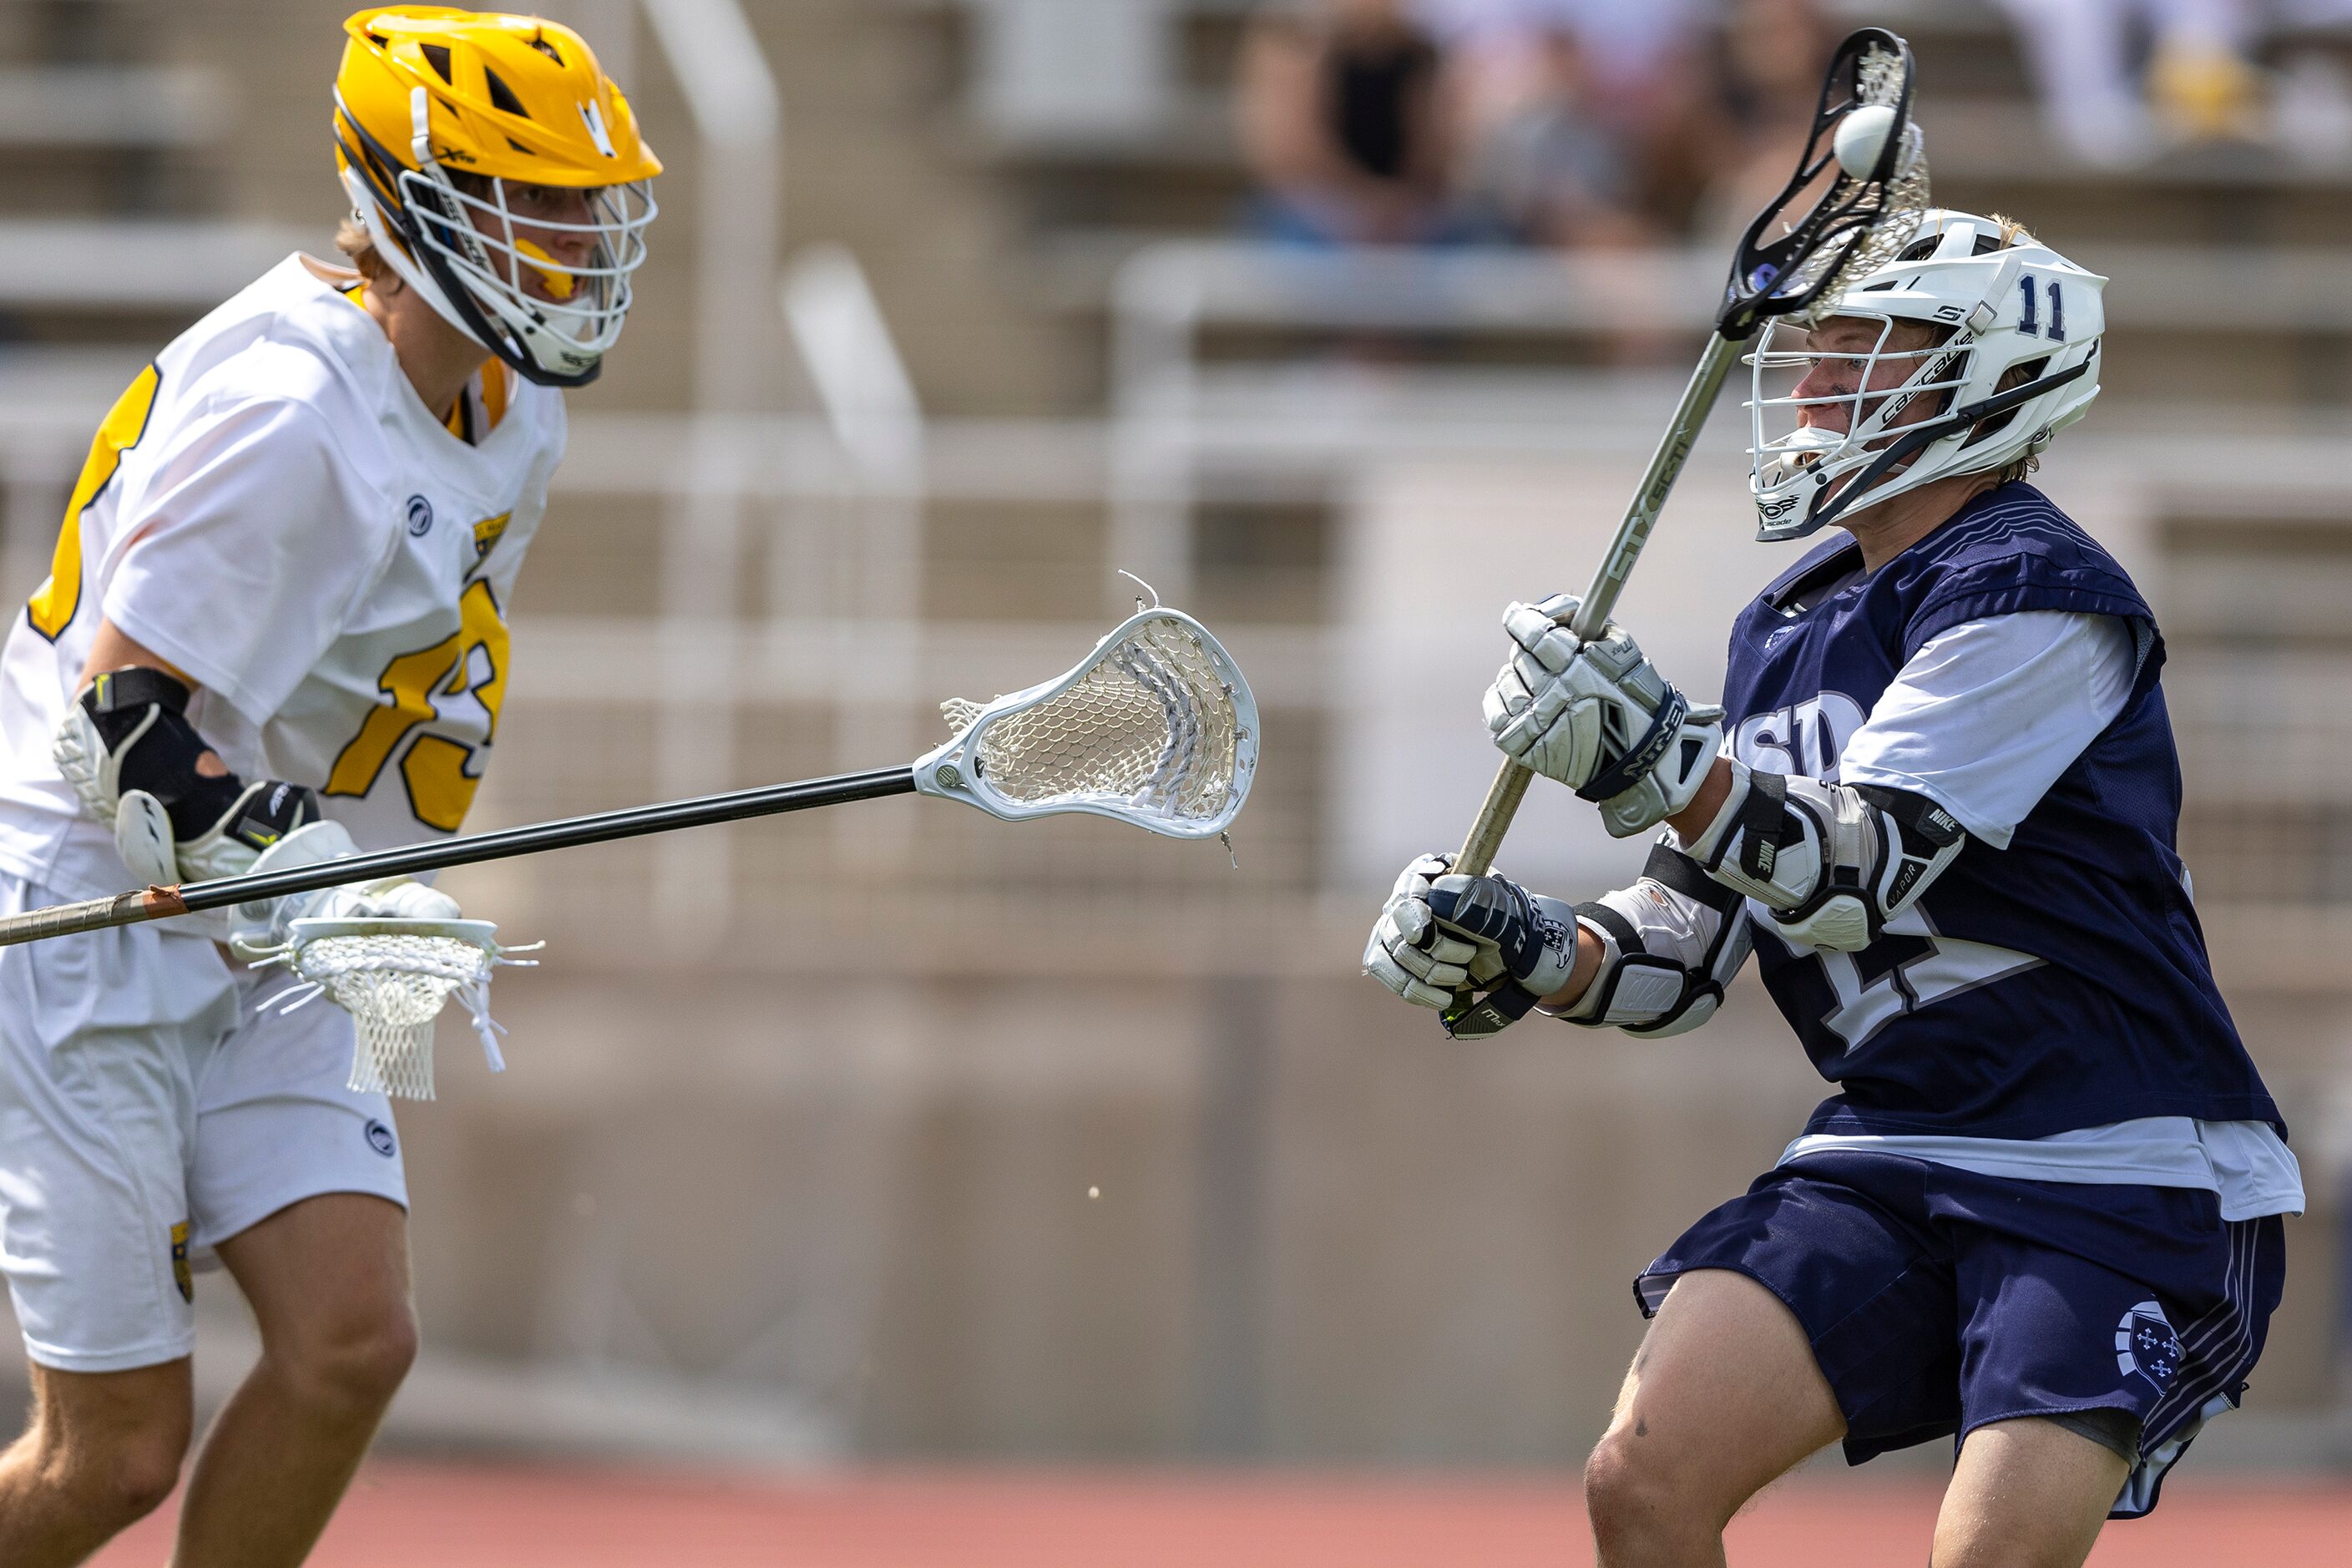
[1748,210,2106,542]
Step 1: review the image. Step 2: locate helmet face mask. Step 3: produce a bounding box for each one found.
[1747,210,2106,543]
[333,8,663,388]
[1751,315,1976,528]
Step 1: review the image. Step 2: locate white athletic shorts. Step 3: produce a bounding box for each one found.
[0,873,407,1373]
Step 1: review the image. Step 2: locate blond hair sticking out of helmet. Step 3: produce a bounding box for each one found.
[333,6,662,387]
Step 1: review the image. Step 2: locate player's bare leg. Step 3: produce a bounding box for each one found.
[0,1359,192,1566]
[1585,1268,1847,1567]
[172,1193,416,1567]
[1931,1416,2128,1568]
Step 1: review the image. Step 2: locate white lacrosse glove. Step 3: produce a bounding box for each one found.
[1484,594,1726,839]
[226,819,461,959]
[54,668,325,888]
[1367,853,1495,1009]
[1363,852,1581,1016]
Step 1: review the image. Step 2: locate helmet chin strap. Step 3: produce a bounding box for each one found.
[1803,352,2095,534]
[340,167,494,357]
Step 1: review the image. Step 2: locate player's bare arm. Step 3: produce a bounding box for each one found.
[77,620,194,693]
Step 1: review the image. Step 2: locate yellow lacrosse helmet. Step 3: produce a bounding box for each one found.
[333,7,662,387]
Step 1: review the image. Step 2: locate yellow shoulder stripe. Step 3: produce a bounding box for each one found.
[28,364,161,642]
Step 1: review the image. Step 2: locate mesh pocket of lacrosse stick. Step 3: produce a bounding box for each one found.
[245,918,540,1100]
[1722,28,1927,336]
[913,607,1258,839]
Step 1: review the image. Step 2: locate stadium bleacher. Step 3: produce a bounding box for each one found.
[0,0,2344,1484]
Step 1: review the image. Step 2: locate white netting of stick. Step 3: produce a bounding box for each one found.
[248,922,539,1100]
[940,614,1247,829]
[1782,46,1930,328]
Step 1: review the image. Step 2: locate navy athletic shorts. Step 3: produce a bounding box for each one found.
[1634,1151,2286,1519]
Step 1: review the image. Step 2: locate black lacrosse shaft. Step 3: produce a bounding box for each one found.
[0,766,919,947]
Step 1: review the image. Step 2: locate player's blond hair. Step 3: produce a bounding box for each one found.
[334,215,390,284]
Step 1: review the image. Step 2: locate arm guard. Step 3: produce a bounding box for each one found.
[1678,761,1966,952]
[55,666,322,886]
[1548,842,1753,1037]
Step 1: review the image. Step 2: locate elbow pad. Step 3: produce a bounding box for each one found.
[55,667,322,888]
[1551,842,1753,1037]
[1679,761,1965,952]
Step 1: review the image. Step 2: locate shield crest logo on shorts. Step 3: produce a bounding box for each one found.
[170,1221,193,1304]
[2114,1298,2182,1389]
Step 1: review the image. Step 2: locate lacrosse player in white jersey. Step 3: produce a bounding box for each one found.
[0,10,658,1563]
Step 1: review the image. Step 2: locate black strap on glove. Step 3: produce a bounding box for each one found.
[1576,686,1692,804]
[1425,875,1576,1043]
[82,668,322,852]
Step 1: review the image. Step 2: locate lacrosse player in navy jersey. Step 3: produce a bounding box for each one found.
[1367,210,2300,1565]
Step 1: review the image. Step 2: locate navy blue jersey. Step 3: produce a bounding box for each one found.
[1722,482,2279,1140]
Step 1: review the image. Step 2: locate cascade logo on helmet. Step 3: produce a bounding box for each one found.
[1746,209,2105,543]
[331,6,662,388]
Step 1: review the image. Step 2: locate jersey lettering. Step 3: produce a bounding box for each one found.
[28,365,161,642]
[1738,691,2032,1047]
[1723,485,2275,1134]
[325,578,508,831]
[1763,905,2044,1052]
[1731,691,1866,781]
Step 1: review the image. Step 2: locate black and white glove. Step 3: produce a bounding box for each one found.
[1363,852,1581,1030]
[54,667,323,887]
[1484,594,1725,838]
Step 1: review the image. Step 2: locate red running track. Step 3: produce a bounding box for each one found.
[92,1463,2352,1565]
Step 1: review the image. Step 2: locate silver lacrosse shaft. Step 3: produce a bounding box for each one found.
[1454,330,1744,878]
[0,766,921,948]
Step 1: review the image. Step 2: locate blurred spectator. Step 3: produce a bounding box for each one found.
[1446,23,1652,245]
[1645,0,1834,241]
[1416,0,1712,240]
[1994,0,2352,165]
[1237,0,1461,244]
[1414,0,1712,112]
[1993,0,2253,164]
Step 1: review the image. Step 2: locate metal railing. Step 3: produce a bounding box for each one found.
[1,228,2349,978]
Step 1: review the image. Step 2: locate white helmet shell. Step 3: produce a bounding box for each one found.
[1748,210,2106,542]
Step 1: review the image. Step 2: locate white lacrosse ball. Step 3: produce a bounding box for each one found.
[1834,104,1898,178]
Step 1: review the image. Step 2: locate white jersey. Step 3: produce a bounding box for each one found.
[0,254,564,900]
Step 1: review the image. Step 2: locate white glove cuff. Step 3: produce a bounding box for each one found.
[1596,712,1726,839]
[1547,917,1620,1022]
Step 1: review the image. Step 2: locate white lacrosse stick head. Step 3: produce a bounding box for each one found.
[913,608,1258,839]
[245,917,536,1100]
